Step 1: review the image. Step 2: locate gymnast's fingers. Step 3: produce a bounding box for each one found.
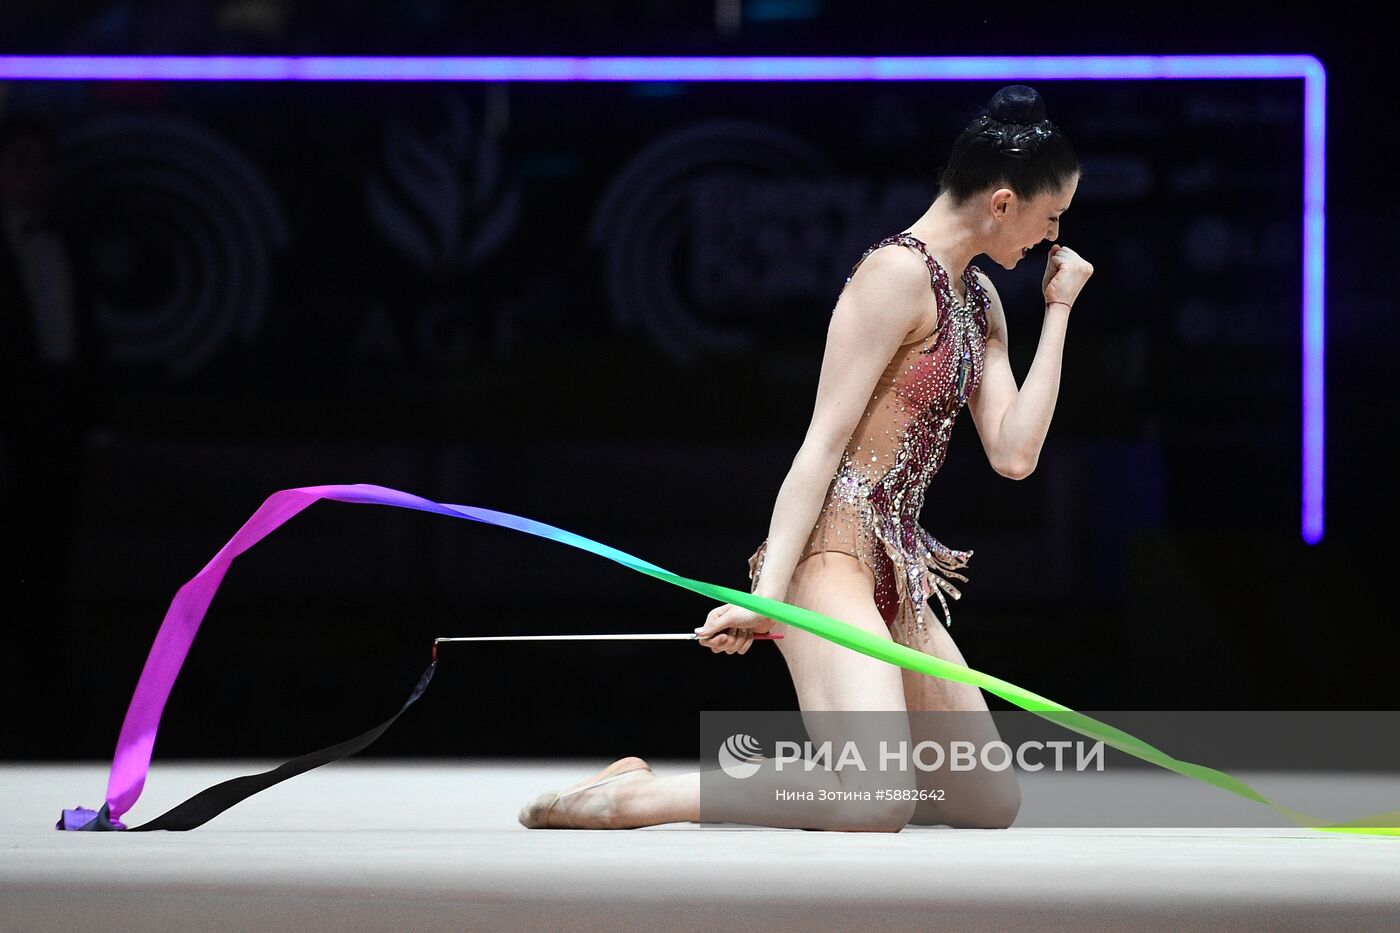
[698,631,730,653]
[694,603,733,639]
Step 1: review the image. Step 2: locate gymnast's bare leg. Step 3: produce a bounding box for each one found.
[895,605,1022,827]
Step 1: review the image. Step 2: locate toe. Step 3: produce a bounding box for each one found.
[518,791,559,829]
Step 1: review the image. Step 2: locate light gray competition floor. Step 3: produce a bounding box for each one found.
[4,761,1399,932]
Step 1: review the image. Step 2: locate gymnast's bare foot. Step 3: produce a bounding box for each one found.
[518,756,654,829]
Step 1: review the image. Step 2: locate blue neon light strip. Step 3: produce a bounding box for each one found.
[0,54,1325,542]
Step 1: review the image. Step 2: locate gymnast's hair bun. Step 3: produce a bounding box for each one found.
[986,85,1047,125]
[939,84,1077,200]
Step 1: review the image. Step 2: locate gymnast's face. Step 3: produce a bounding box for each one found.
[987,172,1079,271]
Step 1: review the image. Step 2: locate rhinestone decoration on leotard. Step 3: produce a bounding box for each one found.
[747,232,991,645]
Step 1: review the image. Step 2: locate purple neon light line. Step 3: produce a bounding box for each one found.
[1301,58,1325,544]
[0,53,1324,541]
[0,54,1321,81]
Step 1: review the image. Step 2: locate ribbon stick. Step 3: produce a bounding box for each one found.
[68,483,1398,835]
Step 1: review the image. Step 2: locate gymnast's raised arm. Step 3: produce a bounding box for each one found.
[965,245,1092,481]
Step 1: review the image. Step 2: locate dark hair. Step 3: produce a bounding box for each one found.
[935,85,1079,206]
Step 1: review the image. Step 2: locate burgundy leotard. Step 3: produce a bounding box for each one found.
[747,232,991,642]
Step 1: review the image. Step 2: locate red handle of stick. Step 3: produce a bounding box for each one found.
[707,631,783,640]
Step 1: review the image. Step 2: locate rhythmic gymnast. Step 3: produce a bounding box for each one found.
[520,83,1093,832]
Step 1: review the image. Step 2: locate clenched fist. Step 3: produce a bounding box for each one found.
[1042,244,1093,309]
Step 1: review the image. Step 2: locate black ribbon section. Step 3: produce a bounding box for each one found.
[61,659,436,832]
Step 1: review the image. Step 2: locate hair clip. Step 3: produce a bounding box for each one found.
[975,119,1052,160]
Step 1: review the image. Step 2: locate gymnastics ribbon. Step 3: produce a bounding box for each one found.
[58,483,1398,835]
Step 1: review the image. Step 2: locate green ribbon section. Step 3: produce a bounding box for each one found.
[635,564,1397,837]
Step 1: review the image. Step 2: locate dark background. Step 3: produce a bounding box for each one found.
[1,2,1394,762]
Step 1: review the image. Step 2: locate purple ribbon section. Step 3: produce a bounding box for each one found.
[58,807,119,830]
[94,484,520,823]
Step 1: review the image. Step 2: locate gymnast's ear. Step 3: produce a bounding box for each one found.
[988,187,1015,219]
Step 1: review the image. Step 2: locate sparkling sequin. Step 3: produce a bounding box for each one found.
[747,232,990,643]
